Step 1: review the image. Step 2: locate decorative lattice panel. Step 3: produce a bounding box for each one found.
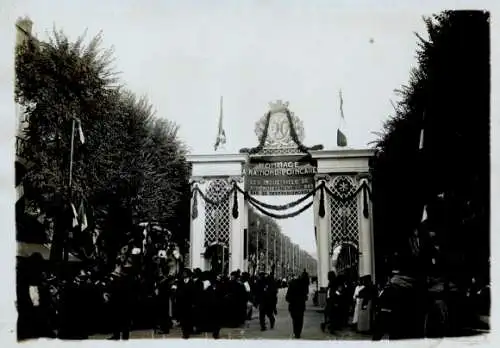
[204,179,231,246]
[328,176,360,255]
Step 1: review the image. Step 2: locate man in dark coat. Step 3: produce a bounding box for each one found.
[203,271,224,339]
[176,269,196,339]
[106,265,139,340]
[255,272,277,331]
[301,269,310,288]
[286,274,309,338]
[155,271,172,334]
[191,268,204,333]
[17,253,55,340]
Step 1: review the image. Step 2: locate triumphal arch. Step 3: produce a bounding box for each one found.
[187,101,375,290]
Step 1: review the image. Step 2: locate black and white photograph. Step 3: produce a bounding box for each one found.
[3,1,493,344]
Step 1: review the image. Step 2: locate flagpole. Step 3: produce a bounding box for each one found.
[69,118,76,188]
[419,111,426,221]
[64,118,76,264]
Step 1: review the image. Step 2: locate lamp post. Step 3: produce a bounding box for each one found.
[64,116,81,265]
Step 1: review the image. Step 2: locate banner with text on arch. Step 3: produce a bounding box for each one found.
[243,155,318,196]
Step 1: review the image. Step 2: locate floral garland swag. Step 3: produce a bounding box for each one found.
[191,180,372,220]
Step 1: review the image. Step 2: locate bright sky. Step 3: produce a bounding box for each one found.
[6,1,435,257]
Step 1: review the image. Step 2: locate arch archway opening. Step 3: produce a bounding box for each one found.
[331,242,359,282]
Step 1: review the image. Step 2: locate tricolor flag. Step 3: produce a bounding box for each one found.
[337,90,347,147]
[214,96,226,151]
[77,119,85,144]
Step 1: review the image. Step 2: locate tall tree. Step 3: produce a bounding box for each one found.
[15,28,191,266]
[372,11,490,283]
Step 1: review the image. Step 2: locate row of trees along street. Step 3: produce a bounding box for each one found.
[371,11,490,289]
[247,207,317,279]
[15,24,191,275]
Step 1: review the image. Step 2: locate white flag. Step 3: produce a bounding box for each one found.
[419,127,424,150]
[71,203,79,227]
[337,90,347,147]
[79,202,88,231]
[77,120,85,144]
[419,112,425,150]
[421,205,427,222]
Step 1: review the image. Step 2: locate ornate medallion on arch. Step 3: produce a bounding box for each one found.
[254,100,305,155]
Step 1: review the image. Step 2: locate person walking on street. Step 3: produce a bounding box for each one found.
[241,272,253,321]
[255,272,277,331]
[286,274,309,339]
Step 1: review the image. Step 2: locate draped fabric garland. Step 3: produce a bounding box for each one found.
[191,179,372,221]
[235,184,320,211]
[250,200,314,220]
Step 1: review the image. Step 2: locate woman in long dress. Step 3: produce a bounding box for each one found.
[357,275,374,333]
[351,280,364,327]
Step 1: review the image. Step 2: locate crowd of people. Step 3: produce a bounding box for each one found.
[320,211,491,340]
[17,210,490,342]
[17,251,313,341]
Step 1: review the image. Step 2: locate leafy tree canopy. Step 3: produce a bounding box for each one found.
[372,11,489,282]
[16,28,191,265]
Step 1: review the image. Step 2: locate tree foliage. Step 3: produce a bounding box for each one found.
[371,11,490,282]
[16,28,191,266]
[247,206,315,274]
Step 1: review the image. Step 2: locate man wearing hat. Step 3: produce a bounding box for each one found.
[106,260,140,340]
[176,268,196,339]
[286,273,309,339]
[255,272,277,331]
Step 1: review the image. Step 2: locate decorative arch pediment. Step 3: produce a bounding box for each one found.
[240,100,323,155]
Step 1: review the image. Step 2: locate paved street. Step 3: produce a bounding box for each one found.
[90,285,371,340]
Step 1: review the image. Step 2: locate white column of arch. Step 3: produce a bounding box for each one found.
[190,180,206,271]
[314,178,331,288]
[230,179,245,272]
[243,199,250,272]
[358,178,375,281]
[313,188,320,278]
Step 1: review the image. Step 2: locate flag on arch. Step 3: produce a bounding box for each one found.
[337,90,348,147]
[214,96,226,151]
